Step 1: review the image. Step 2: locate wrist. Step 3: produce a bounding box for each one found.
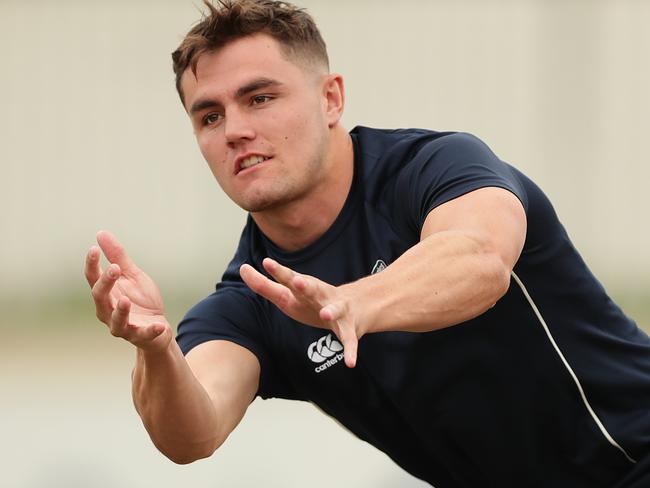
[137,331,177,363]
[133,336,182,408]
[340,277,378,337]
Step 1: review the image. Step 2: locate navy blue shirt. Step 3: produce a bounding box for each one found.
[177,127,650,487]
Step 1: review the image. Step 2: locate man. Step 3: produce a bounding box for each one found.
[84,0,650,486]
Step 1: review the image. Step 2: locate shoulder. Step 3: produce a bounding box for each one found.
[350,127,496,189]
[350,126,498,200]
[351,126,529,235]
[351,126,457,168]
[350,126,450,200]
[175,276,276,385]
[352,125,496,160]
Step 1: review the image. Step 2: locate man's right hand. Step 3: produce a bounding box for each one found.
[84,231,261,464]
[84,230,171,352]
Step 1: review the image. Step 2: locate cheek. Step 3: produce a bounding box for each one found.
[284,112,317,147]
[197,135,228,179]
[196,132,210,158]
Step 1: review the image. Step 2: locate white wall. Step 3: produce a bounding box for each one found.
[1,0,649,300]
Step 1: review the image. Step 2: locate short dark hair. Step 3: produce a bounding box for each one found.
[172,0,329,104]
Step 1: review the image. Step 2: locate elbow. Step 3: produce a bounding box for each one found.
[463,231,517,309]
[159,436,224,465]
[167,453,199,466]
[167,450,212,466]
[165,444,218,465]
[484,255,512,306]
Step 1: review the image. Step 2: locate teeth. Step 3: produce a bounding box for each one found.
[240,155,268,170]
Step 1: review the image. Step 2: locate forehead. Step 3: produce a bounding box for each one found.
[180,34,306,109]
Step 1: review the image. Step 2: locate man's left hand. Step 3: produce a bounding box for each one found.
[240,258,361,368]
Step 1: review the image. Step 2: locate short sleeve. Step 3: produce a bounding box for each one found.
[394,132,528,233]
[175,284,281,399]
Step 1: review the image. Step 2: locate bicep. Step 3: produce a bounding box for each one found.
[421,187,527,270]
[186,340,261,442]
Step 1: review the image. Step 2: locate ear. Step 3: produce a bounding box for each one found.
[322,73,345,128]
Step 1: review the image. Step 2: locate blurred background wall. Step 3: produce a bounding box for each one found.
[1,1,648,487]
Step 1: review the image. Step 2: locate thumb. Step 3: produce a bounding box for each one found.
[142,323,167,341]
[335,325,358,368]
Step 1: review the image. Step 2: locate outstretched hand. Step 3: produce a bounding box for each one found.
[240,258,363,368]
[84,231,172,352]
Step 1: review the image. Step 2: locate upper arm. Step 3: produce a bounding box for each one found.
[421,186,527,271]
[185,339,261,445]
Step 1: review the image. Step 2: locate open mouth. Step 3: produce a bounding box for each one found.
[237,155,271,174]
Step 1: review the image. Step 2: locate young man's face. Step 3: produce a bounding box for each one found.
[181,34,336,213]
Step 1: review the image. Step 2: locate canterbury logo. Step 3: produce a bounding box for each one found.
[372,259,387,274]
[308,333,343,362]
[308,334,344,373]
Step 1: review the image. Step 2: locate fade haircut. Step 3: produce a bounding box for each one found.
[172,0,329,105]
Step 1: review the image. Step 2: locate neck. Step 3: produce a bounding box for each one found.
[251,127,354,252]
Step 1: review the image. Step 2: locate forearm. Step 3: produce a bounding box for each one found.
[132,341,220,464]
[348,230,511,334]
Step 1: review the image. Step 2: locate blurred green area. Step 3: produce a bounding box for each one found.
[1,287,648,336]
[0,288,202,335]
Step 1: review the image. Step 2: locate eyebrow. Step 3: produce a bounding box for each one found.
[236,77,281,99]
[189,77,283,116]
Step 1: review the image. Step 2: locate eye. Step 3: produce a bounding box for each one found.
[251,94,272,105]
[203,113,222,126]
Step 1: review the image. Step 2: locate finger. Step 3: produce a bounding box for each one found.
[91,263,121,322]
[84,245,102,288]
[319,301,345,322]
[96,230,137,273]
[108,297,166,343]
[240,264,295,310]
[123,322,166,344]
[130,323,166,342]
[292,275,318,300]
[108,296,131,338]
[262,258,298,288]
[292,275,334,312]
[265,259,326,306]
[336,325,358,368]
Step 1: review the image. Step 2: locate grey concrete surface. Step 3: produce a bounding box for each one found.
[1,330,429,488]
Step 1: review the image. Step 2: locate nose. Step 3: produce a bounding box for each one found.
[224,106,255,147]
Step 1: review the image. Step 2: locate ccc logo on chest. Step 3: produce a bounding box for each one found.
[307,333,344,373]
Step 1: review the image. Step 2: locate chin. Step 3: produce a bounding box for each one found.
[239,190,304,214]
[238,195,284,213]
